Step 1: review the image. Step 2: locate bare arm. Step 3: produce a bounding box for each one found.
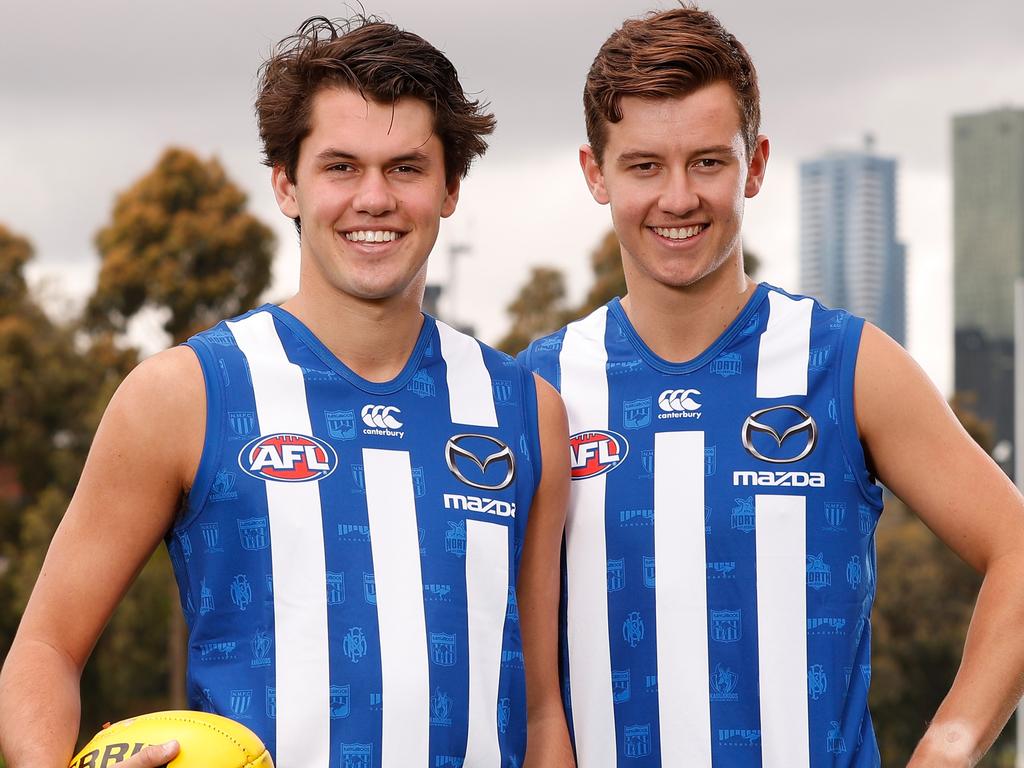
[855,324,1024,767]
[519,375,575,768]
[0,346,204,768]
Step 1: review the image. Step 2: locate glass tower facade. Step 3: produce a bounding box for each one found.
[953,107,1024,472]
[799,146,906,347]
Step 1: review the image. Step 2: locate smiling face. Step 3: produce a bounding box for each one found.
[580,81,768,294]
[273,86,459,305]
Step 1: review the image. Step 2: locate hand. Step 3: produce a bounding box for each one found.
[110,740,180,767]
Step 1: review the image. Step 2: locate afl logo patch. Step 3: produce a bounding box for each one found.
[570,430,629,480]
[239,433,338,483]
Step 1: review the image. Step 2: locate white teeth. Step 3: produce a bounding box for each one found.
[344,230,400,242]
[653,225,705,240]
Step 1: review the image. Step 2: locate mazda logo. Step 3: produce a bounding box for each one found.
[741,405,817,464]
[444,434,516,490]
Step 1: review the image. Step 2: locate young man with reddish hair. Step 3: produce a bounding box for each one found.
[521,8,1024,766]
[0,17,573,768]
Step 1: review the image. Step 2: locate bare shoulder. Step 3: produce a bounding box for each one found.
[533,373,569,444]
[853,323,1023,568]
[852,322,947,442]
[97,344,206,492]
[117,344,204,405]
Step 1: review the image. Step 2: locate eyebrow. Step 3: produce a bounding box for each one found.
[616,145,738,164]
[315,148,433,165]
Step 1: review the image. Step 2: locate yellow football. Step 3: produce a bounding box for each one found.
[69,710,273,768]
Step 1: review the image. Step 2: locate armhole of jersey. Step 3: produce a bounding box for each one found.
[836,316,884,507]
[177,336,225,531]
[519,364,543,493]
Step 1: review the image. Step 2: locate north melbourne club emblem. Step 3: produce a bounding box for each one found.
[430,632,457,667]
[343,627,368,663]
[808,664,828,701]
[325,409,356,440]
[622,398,652,429]
[622,612,645,648]
[711,609,742,643]
[624,725,652,758]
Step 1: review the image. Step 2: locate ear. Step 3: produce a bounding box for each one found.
[579,144,610,205]
[744,135,770,198]
[441,175,461,219]
[272,165,300,219]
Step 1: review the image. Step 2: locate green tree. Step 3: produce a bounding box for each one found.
[497,267,570,354]
[87,147,275,343]
[0,225,136,669]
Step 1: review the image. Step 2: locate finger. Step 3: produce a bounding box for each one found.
[120,739,180,767]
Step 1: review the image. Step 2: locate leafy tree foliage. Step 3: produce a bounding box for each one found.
[88,147,275,343]
[1,148,275,748]
[496,267,570,355]
[0,225,137,669]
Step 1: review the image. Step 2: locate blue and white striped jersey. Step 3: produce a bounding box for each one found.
[520,284,884,768]
[169,304,542,768]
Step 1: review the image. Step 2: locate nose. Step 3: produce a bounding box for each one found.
[659,168,700,217]
[353,169,397,216]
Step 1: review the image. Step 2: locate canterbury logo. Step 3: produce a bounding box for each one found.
[658,389,701,412]
[361,405,403,429]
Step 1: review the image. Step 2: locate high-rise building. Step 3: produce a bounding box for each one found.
[953,107,1024,471]
[799,140,907,346]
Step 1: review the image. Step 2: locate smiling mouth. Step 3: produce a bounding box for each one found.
[651,224,708,240]
[344,230,404,243]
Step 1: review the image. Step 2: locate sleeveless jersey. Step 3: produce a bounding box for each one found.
[169,304,542,768]
[520,284,884,768]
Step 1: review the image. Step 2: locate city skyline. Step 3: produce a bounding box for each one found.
[799,141,907,346]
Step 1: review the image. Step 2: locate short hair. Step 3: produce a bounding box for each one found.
[256,15,495,184]
[584,7,760,163]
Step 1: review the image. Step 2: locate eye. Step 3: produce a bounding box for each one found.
[631,162,659,173]
[693,158,722,170]
[392,164,422,175]
[327,162,355,173]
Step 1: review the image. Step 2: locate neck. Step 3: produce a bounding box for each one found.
[280,281,426,383]
[620,253,755,363]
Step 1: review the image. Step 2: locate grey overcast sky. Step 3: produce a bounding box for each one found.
[2,0,1023,394]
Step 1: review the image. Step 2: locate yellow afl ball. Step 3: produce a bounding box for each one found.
[69,710,273,768]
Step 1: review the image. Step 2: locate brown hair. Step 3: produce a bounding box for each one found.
[584,6,760,163]
[256,15,495,184]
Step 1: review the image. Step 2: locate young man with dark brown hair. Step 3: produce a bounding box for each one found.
[0,16,574,768]
[521,7,1024,766]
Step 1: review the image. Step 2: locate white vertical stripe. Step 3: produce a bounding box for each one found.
[756,292,814,398]
[463,520,511,767]
[228,312,330,768]
[437,320,499,427]
[363,448,430,768]
[559,307,617,768]
[756,494,809,768]
[654,431,712,766]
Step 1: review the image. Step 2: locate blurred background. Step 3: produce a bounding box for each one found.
[1,0,1022,764]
